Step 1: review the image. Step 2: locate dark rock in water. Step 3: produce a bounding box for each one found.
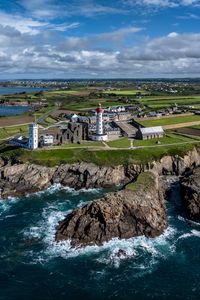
[55,172,167,247]
[116,249,127,258]
[180,167,200,222]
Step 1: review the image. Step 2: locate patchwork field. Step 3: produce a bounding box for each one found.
[138,115,200,127]
[103,90,147,95]
[140,95,200,109]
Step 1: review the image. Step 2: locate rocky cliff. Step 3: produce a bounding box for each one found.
[0,148,200,198]
[55,172,167,246]
[180,167,200,222]
[0,162,127,198]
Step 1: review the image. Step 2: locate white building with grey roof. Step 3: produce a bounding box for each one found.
[136,126,164,140]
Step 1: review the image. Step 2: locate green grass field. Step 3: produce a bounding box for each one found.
[140,95,200,109]
[126,172,155,192]
[0,142,198,167]
[138,115,200,127]
[46,90,79,95]
[61,99,127,110]
[0,125,28,140]
[103,90,147,95]
[106,137,130,148]
[57,141,105,148]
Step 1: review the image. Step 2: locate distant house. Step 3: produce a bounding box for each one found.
[147,111,157,118]
[136,126,164,140]
[106,106,126,113]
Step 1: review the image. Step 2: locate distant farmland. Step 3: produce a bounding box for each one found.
[103,90,147,95]
[138,115,200,127]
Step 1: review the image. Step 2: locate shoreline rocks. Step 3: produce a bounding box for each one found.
[55,172,167,247]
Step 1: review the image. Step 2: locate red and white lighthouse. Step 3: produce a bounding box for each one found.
[96,103,103,135]
[91,103,108,141]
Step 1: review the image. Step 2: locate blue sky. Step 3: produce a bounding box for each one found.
[0,0,200,78]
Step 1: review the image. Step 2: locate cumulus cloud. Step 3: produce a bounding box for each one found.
[1,1,200,77]
[0,22,200,78]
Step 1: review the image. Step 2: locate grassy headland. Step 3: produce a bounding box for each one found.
[125,172,155,192]
[0,142,197,167]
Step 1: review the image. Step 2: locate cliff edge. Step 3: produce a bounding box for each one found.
[181,167,200,222]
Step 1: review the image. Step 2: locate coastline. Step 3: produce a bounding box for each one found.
[0,147,200,199]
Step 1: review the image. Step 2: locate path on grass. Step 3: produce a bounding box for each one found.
[37,107,58,124]
[39,140,200,151]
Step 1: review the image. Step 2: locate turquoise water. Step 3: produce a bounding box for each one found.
[0,183,199,300]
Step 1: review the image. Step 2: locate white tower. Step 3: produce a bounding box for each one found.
[96,103,103,135]
[28,123,38,149]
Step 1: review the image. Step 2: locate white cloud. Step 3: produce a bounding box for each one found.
[168,32,179,37]
[0,12,47,35]
[1,27,200,77]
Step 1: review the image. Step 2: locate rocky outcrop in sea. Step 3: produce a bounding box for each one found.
[55,172,167,246]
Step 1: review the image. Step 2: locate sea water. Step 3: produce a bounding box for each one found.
[0,183,199,300]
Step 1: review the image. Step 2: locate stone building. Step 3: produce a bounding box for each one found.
[136,126,164,140]
[40,122,89,145]
[57,122,88,144]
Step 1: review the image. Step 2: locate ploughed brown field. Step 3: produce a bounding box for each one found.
[0,116,34,127]
[175,127,200,137]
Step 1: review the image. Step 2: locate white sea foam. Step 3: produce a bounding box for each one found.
[27,202,177,271]
[178,229,200,240]
[0,198,18,216]
[22,188,178,271]
[178,215,200,226]
[23,184,101,199]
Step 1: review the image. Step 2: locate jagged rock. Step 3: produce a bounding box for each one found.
[55,172,167,247]
[0,164,55,198]
[180,167,200,222]
[52,163,127,189]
